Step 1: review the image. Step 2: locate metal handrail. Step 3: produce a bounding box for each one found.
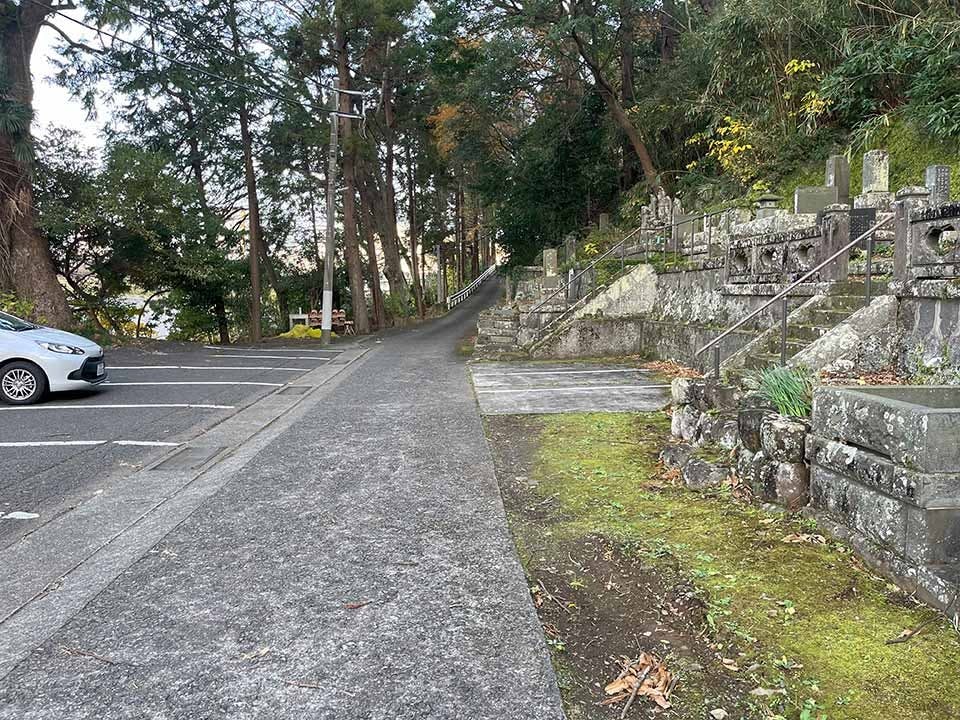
[522,223,657,322]
[526,205,753,321]
[447,263,497,309]
[695,215,894,373]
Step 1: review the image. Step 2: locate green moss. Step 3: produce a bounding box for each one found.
[533,412,960,720]
[772,119,960,205]
[692,442,732,465]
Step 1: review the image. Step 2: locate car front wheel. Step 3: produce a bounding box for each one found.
[0,361,48,405]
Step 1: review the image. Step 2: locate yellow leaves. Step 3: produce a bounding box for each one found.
[427,103,462,158]
[784,58,818,76]
[703,116,759,184]
[801,90,829,118]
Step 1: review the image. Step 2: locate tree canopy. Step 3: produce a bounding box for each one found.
[3,0,960,338]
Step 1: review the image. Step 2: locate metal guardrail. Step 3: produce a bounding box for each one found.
[446,264,498,309]
[695,215,895,377]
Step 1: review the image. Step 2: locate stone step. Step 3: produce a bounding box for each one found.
[759,337,810,356]
[823,294,867,312]
[806,308,855,326]
[825,281,888,298]
[479,318,519,332]
[743,352,785,370]
[787,323,830,342]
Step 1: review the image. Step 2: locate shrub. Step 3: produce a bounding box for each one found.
[744,365,815,417]
[0,292,34,319]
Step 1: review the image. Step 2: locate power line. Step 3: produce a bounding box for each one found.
[30,0,363,118]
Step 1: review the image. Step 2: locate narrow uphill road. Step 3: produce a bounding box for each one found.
[0,278,565,719]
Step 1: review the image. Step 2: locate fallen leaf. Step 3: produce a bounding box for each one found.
[343,600,371,609]
[782,533,827,545]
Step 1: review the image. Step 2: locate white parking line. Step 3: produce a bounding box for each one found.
[474,384,671,394]
[0,440,104,447]
[0,403,235,411]
[110,365,312,371]
[104,381,284,387]
[112,440,182,447]
[212,354,331,361]
[0,440,181,448]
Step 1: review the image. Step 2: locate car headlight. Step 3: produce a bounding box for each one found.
[37,342,85,355]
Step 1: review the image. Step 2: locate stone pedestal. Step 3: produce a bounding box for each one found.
[808,386,960,566]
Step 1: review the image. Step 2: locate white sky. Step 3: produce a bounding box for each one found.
[32,20,103,144]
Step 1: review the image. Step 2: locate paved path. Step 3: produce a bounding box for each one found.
[0,279,563,719]
[470,361,670,414]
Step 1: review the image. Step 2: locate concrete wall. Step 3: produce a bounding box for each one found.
[568,264,658,319]
[530,315,755,371]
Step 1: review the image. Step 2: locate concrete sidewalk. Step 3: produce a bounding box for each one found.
[0,280,564,719]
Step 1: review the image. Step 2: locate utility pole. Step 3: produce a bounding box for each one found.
[320,80,339,346]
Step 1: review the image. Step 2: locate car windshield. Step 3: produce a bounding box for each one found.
[0,310,37,332]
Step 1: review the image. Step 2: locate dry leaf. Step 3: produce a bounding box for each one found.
[343,600,371,609]
[781,533,827,545]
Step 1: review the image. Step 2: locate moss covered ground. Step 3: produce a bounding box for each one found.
[518,411,960,720]
[773,120,960,207]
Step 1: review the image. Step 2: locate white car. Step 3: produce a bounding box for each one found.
[0,310,106,404]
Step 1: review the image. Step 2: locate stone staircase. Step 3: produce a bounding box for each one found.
[724,281,888,380]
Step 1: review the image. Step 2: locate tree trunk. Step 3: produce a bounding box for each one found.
[404,145,425,317]
[470,195,480,278]
[455,180,464,288]
[378,75,408,299]
[181,97,230,344]
[570,29,659,188]
[226,0,263,342]
[659,0,680,61]
[214,296,230,344]
[0,3,72,326]
[258,234,290,332]
[619,0,640,190]
[336,18,370,334]
[360,200,386,329]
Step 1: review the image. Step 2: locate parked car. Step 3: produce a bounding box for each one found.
[0,310,106,405]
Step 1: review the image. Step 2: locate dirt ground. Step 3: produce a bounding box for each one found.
[485,414,758,719]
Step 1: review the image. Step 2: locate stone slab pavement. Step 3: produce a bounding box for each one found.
[469,361,670,415]
[0,278,564,719]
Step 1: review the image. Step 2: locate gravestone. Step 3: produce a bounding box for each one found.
[795,185,839,214]
[674,212,698,248]
[542,248,559,276]
[564,233,577,263]
[825,155,851,206]
[924,165,951,205]
[598,213,610,231]
[849,208,877,248]
[861,150,889,193]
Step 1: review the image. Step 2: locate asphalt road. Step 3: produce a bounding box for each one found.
[0,342,339,550]
[0,278,564,719]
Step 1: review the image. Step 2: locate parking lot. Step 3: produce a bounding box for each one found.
[0,341,344,549]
